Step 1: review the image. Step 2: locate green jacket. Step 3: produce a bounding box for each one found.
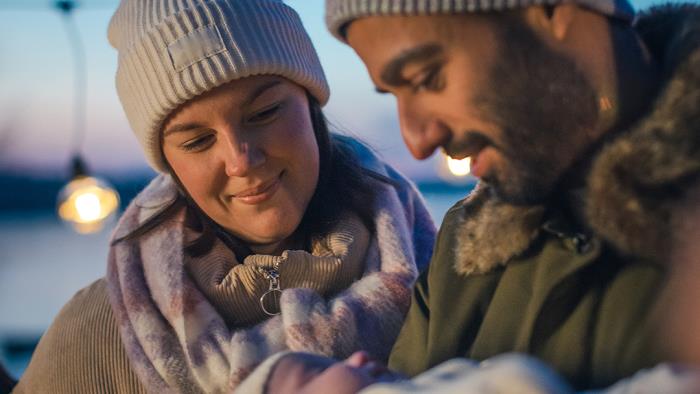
[389,6,700,390]
[390,199,664,389]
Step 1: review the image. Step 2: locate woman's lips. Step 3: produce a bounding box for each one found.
[232,173,282,205]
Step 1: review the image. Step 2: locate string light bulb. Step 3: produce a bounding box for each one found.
[437,151,473,184]
[446,156,471,176]
[57,156,119,234]
[53,0,121,234]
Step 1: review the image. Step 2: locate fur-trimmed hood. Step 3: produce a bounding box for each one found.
[455,5,700,275]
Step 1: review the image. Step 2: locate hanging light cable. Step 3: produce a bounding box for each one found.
[54,0,119,234]
[57,0,86,159]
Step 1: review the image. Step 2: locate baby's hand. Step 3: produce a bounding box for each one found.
[267,351,402,394]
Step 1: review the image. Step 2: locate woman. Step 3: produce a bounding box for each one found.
[13,1,435,392]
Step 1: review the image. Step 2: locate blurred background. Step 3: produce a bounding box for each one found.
[0,0,673,380]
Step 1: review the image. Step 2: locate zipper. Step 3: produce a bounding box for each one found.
[258,261,282,316]
[542,221,592,255]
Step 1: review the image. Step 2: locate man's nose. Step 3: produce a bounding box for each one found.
[397,99,451,160]
[221,133,265,177]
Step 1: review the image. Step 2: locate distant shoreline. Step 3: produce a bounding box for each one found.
[0,171,475,212]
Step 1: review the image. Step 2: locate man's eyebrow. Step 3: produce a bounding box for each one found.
[380,43,444,87]
[163,80,282,136]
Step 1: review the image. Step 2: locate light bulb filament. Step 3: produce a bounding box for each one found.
[57,176,120,233]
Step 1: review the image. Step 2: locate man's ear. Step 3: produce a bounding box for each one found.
[522,4,578,42]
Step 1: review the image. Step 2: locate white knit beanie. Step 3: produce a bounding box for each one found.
[326,0,636,42]
[109,0,330,172]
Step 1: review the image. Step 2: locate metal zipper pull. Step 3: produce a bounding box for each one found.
[542,221,592,255]
[259,264,282,316]
[572,233,592,254]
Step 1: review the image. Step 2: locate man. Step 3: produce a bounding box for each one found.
[325,0,700,390]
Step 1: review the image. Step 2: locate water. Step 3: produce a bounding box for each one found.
[0,189,468,380]
[0,213,114,379]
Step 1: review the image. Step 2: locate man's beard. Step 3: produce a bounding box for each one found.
[472,16,599,205]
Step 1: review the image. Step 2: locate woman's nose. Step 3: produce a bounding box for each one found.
[222,136,266,177]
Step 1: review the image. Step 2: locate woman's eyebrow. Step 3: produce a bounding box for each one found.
[163,122,204,136]
[242,80,283,107]
[380,43,444,87]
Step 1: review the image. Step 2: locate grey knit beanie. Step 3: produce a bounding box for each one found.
[326,0,635,42]
[109,0,329,172]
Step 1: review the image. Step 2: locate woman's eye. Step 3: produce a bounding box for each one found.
[247,103,281,124]
[181,134,215,152]
[412,66,444,93]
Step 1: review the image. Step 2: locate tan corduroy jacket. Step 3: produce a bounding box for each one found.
[14,217,368,393]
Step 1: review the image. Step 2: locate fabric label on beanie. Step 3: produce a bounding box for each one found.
[168,25,226,72]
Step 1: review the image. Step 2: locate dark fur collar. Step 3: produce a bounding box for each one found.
[455,5,700,275]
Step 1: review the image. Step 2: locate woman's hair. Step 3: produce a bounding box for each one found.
[116,95,386,259]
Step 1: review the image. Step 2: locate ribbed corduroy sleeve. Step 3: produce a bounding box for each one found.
[13,279,146,394]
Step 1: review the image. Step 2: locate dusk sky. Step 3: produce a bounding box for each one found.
[0,0,668,180]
